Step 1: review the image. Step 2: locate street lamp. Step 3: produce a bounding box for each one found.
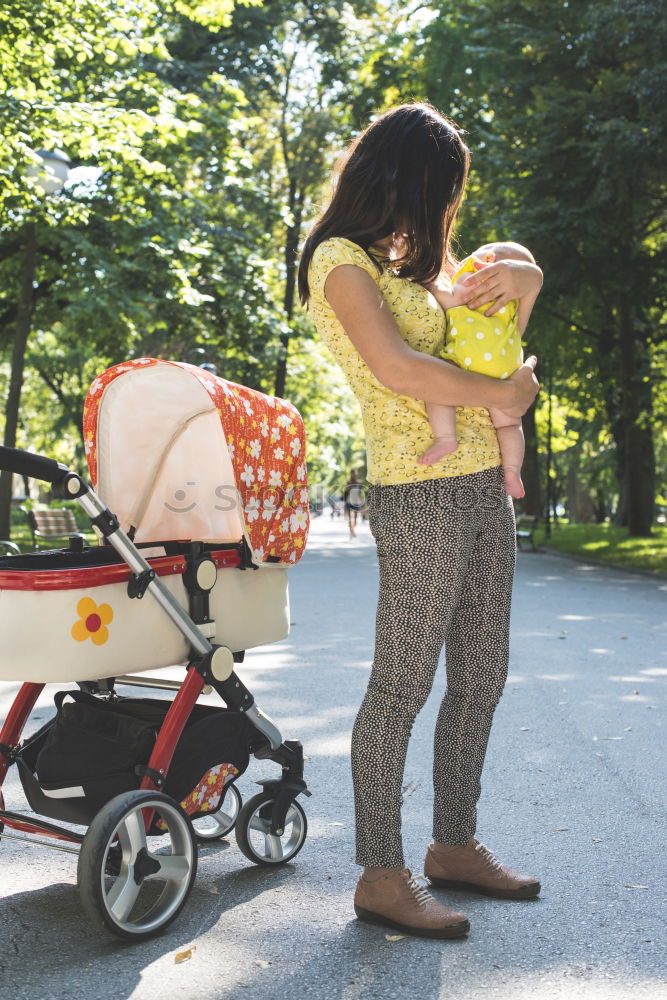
[544,362,553,539]
[0,149,71,539]
[26,149,72,195]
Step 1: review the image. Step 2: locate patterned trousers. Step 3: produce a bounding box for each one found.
[352,467,516,867]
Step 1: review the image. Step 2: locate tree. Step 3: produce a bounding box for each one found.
[0,0,433,521]
[0,0,247,534]
[421,0,667,535]
[172,0,388,397]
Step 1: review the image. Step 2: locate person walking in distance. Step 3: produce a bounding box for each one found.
[344,469,364,538]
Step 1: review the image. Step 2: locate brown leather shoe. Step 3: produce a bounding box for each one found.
[354,868,470,939]
[425,839,541,900]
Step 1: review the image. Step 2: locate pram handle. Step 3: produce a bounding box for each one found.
[0,445,73,487]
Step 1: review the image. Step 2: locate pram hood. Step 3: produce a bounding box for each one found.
[83,359,309,566]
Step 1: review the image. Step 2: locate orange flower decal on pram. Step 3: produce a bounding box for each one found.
[71,597,113,646]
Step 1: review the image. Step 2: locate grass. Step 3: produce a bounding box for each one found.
[534,521,667,576]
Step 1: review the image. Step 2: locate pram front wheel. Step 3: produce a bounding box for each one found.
[235,791,307,866]
[77,790,198,941]
[192,783,242,842]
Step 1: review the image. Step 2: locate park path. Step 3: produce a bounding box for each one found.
[0,514,665,1000]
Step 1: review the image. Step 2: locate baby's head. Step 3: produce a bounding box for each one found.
[473,241,536,264]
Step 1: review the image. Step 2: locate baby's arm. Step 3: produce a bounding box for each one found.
[423,268,486,314]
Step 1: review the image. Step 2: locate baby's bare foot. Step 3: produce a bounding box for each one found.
[418,437,459,465]
[504,467,525,498]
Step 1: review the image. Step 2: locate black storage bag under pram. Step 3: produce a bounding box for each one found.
[17,690,251,826]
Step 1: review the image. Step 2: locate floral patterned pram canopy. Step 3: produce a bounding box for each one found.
[83,359,309,565]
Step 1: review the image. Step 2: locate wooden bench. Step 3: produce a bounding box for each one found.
[515,514,539,552]
[22,506,87,549]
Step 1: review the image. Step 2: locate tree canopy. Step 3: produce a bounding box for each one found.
[0,0,664,537]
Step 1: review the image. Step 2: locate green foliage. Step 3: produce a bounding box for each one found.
[285,330,366,489]
[0,0,397,503]
[420,0,667,534]
[536,522,667,576]
[3,0,662,544]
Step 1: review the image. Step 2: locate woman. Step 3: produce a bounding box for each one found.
[298,103,542,940]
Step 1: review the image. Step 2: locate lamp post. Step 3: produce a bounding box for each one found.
[0,149,71,540]
[544,362,553,540]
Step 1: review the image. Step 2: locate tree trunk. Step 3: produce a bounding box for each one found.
[604,374,626,526]
[0,223,37,540]
[603,320,654,535]
[624,419,655,536]
[618,308,655,537]
[520,400,542,516]
[274,176,304,399]
[566,447,596,523]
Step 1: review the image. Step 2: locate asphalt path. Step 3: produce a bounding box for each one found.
[0,515,665,1000]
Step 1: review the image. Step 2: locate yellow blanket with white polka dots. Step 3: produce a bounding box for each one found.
[442,257,524,380]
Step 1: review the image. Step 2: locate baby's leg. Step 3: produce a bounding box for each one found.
[496,426,525,498]
[488,407,525,498]
[419,402,459,464]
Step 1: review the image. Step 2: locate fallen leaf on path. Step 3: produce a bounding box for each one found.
[253,960,272,968]
[174,948,196,964]
[624,884,649,890]
[385,934,406,941]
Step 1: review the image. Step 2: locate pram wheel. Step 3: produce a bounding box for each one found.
[235,791,307,866]
[192,783,242,842]
[77,790,198,941]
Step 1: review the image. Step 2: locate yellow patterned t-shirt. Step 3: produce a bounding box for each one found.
[307,237,501,486]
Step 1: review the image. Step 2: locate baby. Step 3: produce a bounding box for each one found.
[419,242,532,498]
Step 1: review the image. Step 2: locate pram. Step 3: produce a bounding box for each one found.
[0,358,310,941]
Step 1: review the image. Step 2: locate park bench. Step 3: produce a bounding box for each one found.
[515,514,539,552]
[22,506,87,549]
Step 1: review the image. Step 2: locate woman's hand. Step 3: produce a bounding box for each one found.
[504,356,540,416]
[463,260,543,316]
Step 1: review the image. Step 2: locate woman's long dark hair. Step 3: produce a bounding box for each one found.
[298,102,470,305]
